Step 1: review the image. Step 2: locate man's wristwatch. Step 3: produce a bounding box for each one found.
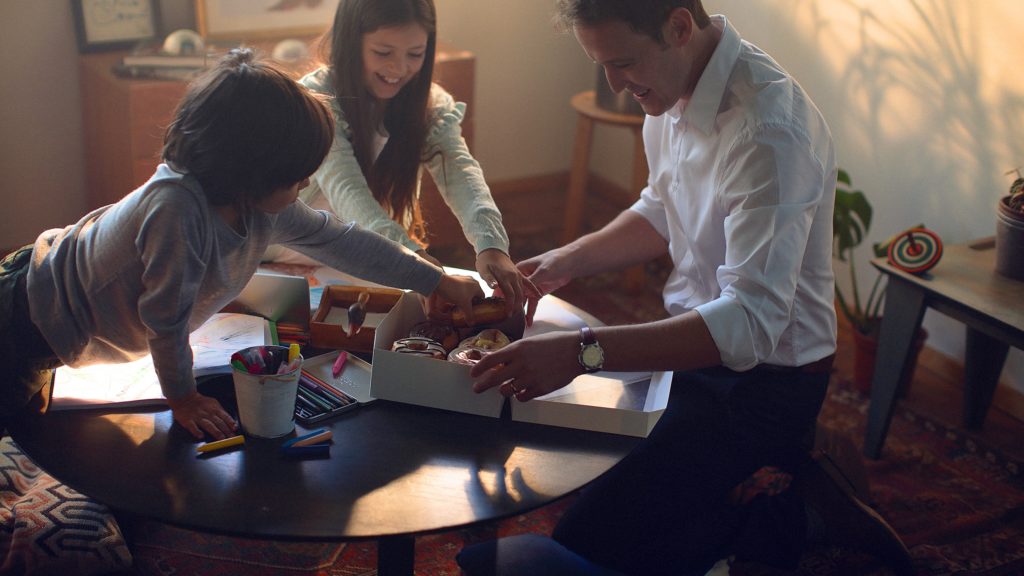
[578,326,605,373]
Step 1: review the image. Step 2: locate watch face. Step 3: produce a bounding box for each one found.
[581,344,604,370]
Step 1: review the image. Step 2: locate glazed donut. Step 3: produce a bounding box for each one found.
[458,328,510,351]
[409,320,459,352]
[448,345,488,366]
[391,337,447,360]
[452,297,509,327]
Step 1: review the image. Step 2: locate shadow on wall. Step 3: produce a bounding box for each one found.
[724,0,1024,235]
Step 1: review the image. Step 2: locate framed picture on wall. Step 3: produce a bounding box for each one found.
[71,0,159,53]
[196,0,339,41]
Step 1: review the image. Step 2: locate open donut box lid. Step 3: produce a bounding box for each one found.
[370,292,671,436]
[309,285,404,353]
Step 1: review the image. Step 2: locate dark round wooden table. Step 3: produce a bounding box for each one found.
[10,374,639,575]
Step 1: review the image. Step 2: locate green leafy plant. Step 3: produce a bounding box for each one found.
[1006,169,1024,215]
[832,169,888,335]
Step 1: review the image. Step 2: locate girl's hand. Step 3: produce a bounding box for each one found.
[168,391,238,440]
[476,249,540,317]
[429,273,485,325]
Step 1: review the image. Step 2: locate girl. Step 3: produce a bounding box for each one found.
[0,49,483,441]
[266,0,534,314]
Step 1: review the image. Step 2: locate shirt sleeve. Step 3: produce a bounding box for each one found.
[134,189,209,400]
[421,86,509,255]
[270,201,444,297]
[694,125,828,370]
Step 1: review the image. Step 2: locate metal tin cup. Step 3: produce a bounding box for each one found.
[232,345,302,438]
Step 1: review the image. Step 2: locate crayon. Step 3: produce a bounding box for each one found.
[301,370,350,400]
[295,389,330,412]
[196,434,245,454]
[299,376,350,407]
[281,443,330,458]
[282,428,332,449]
[297,383,336,408]
[332,350,349,378]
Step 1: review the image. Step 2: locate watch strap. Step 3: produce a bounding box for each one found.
[580,326,596,346]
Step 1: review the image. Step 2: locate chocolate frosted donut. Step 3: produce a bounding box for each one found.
[391,337,447,360]
[409,320,459,352]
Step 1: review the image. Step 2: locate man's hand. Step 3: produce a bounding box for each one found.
[516,249,576,325]
[168,391,238,440]
[470,331,582,402]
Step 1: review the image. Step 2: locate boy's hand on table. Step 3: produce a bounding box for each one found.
[168,391,238,440]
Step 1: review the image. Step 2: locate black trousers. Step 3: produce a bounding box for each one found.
[0,246,59,435]
[552,366,829,575]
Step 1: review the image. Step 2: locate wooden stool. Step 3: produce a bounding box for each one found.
[563,90,648,293]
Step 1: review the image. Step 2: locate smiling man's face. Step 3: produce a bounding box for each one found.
[575,18,691,117]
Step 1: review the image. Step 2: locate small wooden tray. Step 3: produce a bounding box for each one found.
[309,285,403,352]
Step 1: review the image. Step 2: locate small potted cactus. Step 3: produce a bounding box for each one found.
[996,170,1024,280]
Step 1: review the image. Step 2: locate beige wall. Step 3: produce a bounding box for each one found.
[0,2,86,249]
[0,1,1021,392]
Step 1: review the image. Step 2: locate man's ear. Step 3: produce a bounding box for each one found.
[663,7,695,46]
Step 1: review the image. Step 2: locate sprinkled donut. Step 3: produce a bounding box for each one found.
[448,345,488,366]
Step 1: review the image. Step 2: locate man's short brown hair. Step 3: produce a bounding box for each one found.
[554,0,711,45]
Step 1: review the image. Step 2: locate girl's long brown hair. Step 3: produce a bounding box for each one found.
[324,0,437,246]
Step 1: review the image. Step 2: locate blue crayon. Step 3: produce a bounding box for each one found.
[281,443,330,458]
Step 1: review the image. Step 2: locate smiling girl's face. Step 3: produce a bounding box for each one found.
[362,23,429,100]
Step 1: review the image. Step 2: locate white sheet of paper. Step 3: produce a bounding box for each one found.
[51,356,165,409]
[50,313,270,410]
[190,313,269,375]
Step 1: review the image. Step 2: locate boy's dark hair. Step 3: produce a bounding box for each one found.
[322,0,437,247]
[162,48,334,206]
[554,0,710,45]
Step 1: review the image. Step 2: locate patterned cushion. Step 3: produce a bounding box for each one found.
[0,437,132,575]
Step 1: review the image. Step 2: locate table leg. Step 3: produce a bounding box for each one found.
[863,277,927,460]
[963,327,1008,429]
[378,535,415,576]
[562,114,595,245]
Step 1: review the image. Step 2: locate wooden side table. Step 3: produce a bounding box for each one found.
[563,90,648,292]
[863,239,1024,459]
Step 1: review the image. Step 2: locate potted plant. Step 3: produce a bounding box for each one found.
[833,169,926,394]
[996,169,1024,280]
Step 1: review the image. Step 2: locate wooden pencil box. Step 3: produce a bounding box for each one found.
[309,285,404,352]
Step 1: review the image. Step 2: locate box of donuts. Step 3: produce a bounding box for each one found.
[370,292,671,436]
[370,292,524,418]
[309,285,404,352]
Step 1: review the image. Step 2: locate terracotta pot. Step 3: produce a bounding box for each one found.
[996,196,1024,281]
[851,326,928,397]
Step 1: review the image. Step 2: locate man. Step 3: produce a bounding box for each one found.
[458,1,913,575]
